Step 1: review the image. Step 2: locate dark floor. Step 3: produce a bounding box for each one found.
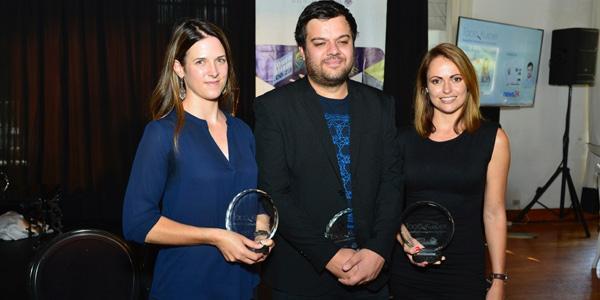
[2,219,599,299]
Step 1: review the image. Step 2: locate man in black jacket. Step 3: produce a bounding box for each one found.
[254,1,402,298]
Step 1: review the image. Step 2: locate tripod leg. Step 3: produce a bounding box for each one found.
[565,168,590,237]
[515,165,562,222]
[560,166,567,218]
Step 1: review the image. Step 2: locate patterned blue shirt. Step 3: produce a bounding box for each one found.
[320,96,355,243]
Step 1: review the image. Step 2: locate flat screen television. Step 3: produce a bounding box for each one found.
[456,17,544,106]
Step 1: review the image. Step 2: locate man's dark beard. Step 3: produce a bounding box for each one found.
[305,54,353,87]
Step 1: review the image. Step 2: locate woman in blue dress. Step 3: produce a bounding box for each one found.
[122,19,273,299]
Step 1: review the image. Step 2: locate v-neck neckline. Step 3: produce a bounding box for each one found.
[185,111,232,165]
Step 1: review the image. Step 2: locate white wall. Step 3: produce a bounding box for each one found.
[588,1,600,191]
[471,0,595,209]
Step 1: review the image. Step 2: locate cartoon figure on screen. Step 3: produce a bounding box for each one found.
[480,58,491,84]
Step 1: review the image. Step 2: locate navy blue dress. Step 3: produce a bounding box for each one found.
[122,110,258,299]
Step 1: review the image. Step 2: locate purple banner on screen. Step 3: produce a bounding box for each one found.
[256,45,385,90]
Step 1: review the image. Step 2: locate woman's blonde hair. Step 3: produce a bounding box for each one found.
[414,43,482,137]
[150,19,239,147]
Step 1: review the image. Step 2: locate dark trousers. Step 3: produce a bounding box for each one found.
[270,285,389,300]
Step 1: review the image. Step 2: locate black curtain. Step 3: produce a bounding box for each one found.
[229,1,256,127]
[384,1,428,128]
[1,0,255,232]
[0,0,425,232]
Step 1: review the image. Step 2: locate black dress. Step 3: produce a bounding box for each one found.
[390,121,499,300]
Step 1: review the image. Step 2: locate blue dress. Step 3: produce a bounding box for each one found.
[122,110,258,299]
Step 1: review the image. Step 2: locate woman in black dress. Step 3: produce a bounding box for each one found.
[390,43,510,299]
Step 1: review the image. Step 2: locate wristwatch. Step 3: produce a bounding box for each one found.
[490,273,509,281]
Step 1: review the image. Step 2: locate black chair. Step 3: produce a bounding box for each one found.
[27,229,139,300]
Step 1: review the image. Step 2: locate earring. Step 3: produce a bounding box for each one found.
[424,87,429,94]
[178,77,186,100]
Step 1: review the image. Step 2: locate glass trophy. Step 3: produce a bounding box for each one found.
[324,208,358,249]
[398,201,454,264]
[225,189,279,254]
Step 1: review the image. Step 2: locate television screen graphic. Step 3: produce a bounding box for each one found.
[456,17,544,106]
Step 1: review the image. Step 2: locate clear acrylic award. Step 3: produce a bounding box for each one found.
[324,208,358,249]
[225,189,278,254]
[398,201,454,263]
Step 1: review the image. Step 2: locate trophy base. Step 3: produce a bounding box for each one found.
[332,237,358,250]
[412,250,441,264]
[252,245,269,254]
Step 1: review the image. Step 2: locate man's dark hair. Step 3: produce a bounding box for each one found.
[294,0,358,48]
[527,62,534,68]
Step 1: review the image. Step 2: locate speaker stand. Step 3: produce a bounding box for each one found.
[515,85,590,237]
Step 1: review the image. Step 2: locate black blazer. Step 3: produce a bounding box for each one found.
[254,78,402,296]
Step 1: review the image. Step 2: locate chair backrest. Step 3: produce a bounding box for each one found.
[28,229,139,300]
[0,171,8,192]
